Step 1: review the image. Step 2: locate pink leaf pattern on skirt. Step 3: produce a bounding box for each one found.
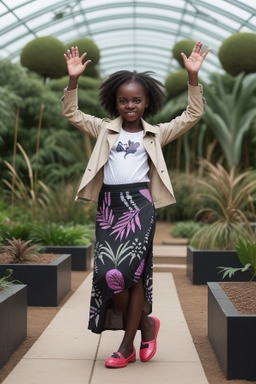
[110,210,141,240]
[139,189,152,202]
[106,269,125,293]
[133,259,145,283]
[96,193,114,229]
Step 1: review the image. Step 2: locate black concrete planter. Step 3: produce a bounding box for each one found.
[0,284,27,369]
[208,282,256,381]
[0,254,71,306]
[45,244,92,271]
[187,246,252,285]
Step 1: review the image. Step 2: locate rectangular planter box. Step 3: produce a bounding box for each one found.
[0,284,27,368]
[187,246,252,285]
[45,244,92,271]
[0,254,71,306]
[208,282,256,381]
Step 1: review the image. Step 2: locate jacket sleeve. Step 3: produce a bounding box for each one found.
[61,87,104,139]
[158,84,204,147]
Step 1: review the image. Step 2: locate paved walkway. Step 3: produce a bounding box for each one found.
[2,269,209,384]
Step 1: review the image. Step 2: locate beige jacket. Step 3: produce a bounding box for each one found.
[62,84,204,208]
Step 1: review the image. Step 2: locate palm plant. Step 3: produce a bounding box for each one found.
[218,237,256,280]
[203,72,256,170]
[190,159,256,250]
[1,238,37,263]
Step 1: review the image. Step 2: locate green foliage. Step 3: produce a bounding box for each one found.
[0,269,22,291]
[218,237,256,280]
[1,238,37,263]
[20,36,67,79]
[156,172,204,222]
[189,159,256,250]
[37,183,97,225]
[172,40,196,68]
[172,221,203,239]
[67,38,100,68]
[165,69,188,98]
[30,223,94,246]
[0,223,31,244]
[203,72,256,169]
[218,33,256,76]
[49,75,102,92]
[3,143,50,221]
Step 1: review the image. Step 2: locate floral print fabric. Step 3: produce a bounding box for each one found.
[88,182,156,334]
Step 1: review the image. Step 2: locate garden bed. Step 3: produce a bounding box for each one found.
[0,284,27,369]
[0,254,71,306]
[208,282,256,381]
[45,244,92,271]
[187,246,252,284]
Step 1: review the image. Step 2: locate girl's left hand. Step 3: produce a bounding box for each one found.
[181,41,210,73]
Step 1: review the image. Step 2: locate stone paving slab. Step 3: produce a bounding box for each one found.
[2,271,208,384]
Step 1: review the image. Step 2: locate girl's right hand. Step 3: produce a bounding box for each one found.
[64,46,91,78]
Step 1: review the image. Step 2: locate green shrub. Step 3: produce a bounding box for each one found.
[165,70,188,98]
[20,36,67,79]
[172,40,196,68]
[0,223,31,245]
[30,223,94,246]
[49,75,102,92]
[172,221,203,239]
[189,159,256,250]
[67,38,100,67]
[156,172,204,222]
[218,33,256,76]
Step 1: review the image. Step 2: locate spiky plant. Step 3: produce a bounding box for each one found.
[190,159,256,250]
[1,238,37,263]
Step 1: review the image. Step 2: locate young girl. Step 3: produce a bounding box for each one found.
[62,42,209,368]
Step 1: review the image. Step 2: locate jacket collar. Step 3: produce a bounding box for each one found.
[108,116,157,135]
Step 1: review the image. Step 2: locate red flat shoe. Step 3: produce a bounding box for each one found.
[140,316,160,362]
[105,347,136,368]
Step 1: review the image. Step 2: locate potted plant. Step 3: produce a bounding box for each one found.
[30,222,93,271]
[186,159,256,284]
[208,237,256,380]
[0,269,27,369]
[0,237,71,306]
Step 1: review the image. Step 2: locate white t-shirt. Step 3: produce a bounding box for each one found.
[103,128,150,185]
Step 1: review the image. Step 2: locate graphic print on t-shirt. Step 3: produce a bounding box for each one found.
[116,140,140,159]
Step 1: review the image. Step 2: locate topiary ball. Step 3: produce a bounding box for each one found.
[165,69,188,98]
[20,36,67,79]
[218,33,256,76]
[49,75,102,92]
[172,40,196,68]
[66,38,100,67]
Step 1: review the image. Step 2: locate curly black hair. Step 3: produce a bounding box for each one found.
[99,70,165,118]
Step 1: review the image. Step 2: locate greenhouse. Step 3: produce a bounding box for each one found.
[1,1,256,383]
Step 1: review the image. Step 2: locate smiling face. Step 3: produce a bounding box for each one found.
[116,81,149,129]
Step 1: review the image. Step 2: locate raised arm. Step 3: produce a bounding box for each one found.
[64,46,91,90]
[181,41,210,86]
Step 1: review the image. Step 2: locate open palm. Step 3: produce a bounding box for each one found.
[64,46,91,77]
[181,42,210,73]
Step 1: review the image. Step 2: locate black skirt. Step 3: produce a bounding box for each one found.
[88,182,156,334]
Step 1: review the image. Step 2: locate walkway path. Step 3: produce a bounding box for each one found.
[2,269,208,384]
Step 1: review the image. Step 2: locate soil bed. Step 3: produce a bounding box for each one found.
[0,253,60,265]
[221,281,256,314]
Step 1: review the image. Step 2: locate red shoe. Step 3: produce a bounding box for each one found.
[105,347,136,368]
[140,316,160,362]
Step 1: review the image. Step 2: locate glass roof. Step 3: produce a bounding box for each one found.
[1,0,256,82]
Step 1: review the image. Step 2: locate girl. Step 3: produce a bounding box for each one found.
[62,42,209,368]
